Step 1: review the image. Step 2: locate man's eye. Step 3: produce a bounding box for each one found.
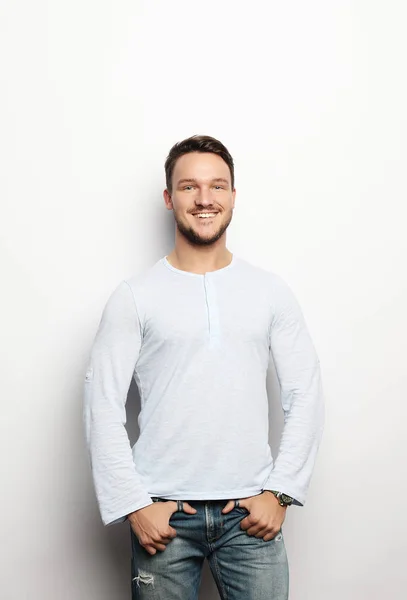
[183,186,194,190]
[214,185,224,190]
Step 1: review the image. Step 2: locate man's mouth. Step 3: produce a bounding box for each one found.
[192,212,219,219]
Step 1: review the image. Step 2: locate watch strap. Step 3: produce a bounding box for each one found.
[268,490,294,506]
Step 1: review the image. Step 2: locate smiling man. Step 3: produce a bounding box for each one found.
[165,150,235,249]
[83,135,325,599]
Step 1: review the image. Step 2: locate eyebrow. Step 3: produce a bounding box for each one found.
[177,178,230,186]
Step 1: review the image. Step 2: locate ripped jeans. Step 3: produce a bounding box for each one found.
[130,497,289,600]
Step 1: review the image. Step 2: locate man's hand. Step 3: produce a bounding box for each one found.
[128,501,197,555]
[222,491,287,541]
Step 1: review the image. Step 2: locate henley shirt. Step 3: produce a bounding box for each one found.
[83,254,324,526]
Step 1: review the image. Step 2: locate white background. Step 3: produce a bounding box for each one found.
[1,1,406,598]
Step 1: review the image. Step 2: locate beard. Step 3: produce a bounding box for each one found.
[173,209,233,246]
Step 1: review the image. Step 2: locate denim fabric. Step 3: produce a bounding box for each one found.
[130,498,289,600]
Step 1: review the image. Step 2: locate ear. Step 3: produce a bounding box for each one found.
[163,188,173,210]
[232,188,236,209]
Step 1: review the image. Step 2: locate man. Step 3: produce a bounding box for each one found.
[83,135,325,599]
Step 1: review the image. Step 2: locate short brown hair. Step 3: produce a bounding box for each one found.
[164,135,235,194]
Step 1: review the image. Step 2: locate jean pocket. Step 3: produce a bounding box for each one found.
[234,508,249,515]
[233,500,249,515]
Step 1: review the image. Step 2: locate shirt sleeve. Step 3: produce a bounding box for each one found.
[262,274,325,506]
[83,279,153,526]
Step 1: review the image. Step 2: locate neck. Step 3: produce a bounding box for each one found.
[166,237,233,275]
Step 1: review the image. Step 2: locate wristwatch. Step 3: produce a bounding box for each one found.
[268,490,295,507]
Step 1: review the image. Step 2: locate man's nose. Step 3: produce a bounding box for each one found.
[196,188,213,207]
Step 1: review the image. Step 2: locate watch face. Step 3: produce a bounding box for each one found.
[280,494,294,505]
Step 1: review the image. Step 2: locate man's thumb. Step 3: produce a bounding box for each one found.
[221,500,236,514]
[182,501,198,514]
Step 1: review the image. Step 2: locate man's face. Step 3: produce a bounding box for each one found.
[164,152,236,246]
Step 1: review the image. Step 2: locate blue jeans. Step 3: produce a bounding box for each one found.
[130,497,289,599]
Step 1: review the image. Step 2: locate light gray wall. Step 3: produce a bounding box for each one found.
[1,1,406,598]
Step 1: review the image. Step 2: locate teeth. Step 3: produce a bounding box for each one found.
[196,213,217,218]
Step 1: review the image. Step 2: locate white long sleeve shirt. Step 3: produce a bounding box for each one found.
[83,255,324,526]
